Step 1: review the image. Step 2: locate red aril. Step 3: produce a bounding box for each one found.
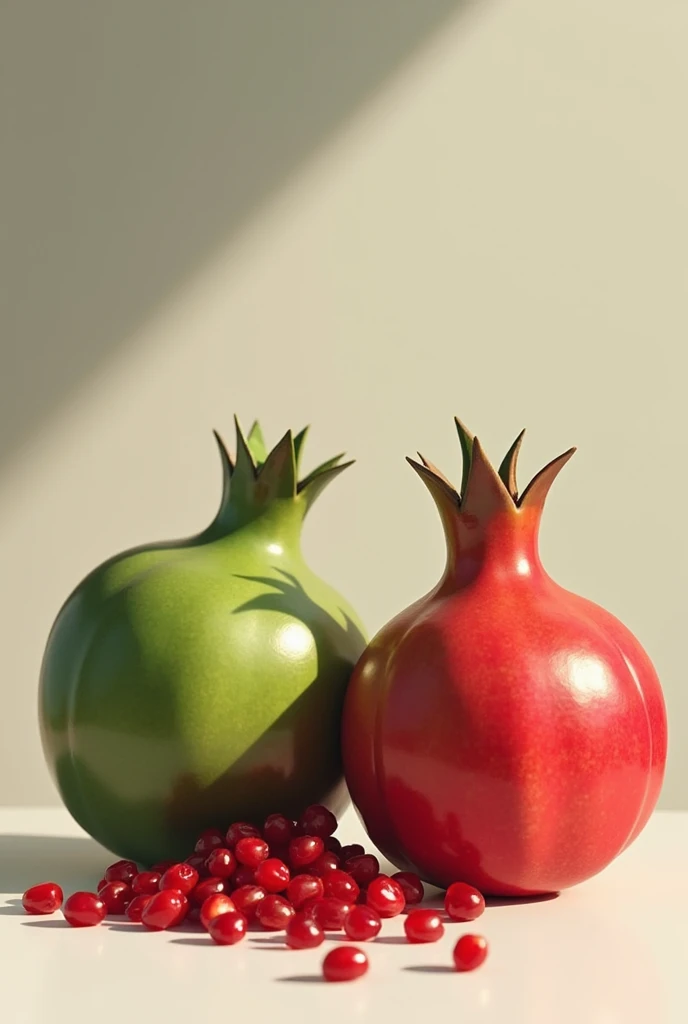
[235,837,270,868]
[159,863,199,895]
[392,871,424,905]
[404,909,444,943]
[151,861,174,874]
[324,836,343,855]
[306,897,352,931]
[366,876,405,918]
[199,894,237,931]
[206,848,237,879]
[256,894,295,930]
[194,828,225,856]
[445,881,485,921]
[126,894,153,922]
[99,881,133,915]
[343,419,667,896]
[309,852,340,878]
[22,882,63,915]
[142,890,188,930]
[96,878,107,892]
[231,865,256,889]
[185,853,210,877]
[453,934,488,971]
[339,844,365,861]
[208,911,247,946]
[105,860,137,884]
[232,884,267,922]
[323,869,360,903]
[131,872,161,896]
[286,874,324,909]
[190,877,227,905]
[225,822,261,849]
[286,913,325,949]
[343,854,379,888]
[63,892,106,927]
[289,835,324,870]
[297,804,338,838]
[263,814,294,846]
[254,858,290,893]
[322,946,368,982]
[343,905,381,941]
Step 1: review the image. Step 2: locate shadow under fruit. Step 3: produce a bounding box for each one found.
[39,420,366,865]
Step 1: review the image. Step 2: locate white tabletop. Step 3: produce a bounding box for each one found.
[1,806,686,1023]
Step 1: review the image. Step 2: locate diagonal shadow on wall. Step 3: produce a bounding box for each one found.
[0,0,477,469]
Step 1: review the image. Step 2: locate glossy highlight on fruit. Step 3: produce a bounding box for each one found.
[208,911,247,945]
[22,882,63,915]
[453,934,488,972]
[343,417,667,896]
[343,905,381,941]
[322,946,368,982]
[39,421,366,864]
[63,892,106,927]
[445,881,485,921]
[366,876,405,918]
[286,913,325,949]
[404,909,444,943]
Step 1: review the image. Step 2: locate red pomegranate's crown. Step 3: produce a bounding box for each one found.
[407,418,576,519]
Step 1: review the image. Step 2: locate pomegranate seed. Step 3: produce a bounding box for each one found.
[190,877,227,905]
[404,909,445,943]
[286,912,325,949]
[208,911,247,945]
[298,804,338,839]
[453,934,488,971]
[126,895,153,922]
[256,894,295,931]
[206,847,236,879]
[343,904,381,941]
[343,854,379,888]
[322,946,368,982]
[392,871,425,906]
[185,853,210,877]
[286,874,324,909]
[289,835,325,870]
[263,813,295,846]
[194,828,225,856]
[231,865,256,888]
[235,836,270,868]
[159,862,199,895]
[105,859,138,884]
[323,869,360,903]
[324,836,343,855]
[225,822,261,849]
[96,878,108,892]
[131,872,161,896]
[445,882,485,921]
[142,890,188,930]
[22,882,63,915]
[306,897,352,931]
[309,852,340,878]
[339,844,364,860]
[99,881,133,915]
[232,885,267,922]
[254,857,290,893]
[63,892,106,927]
[199,894,237,931]
[366,876,405,918]
[151,861,174,874]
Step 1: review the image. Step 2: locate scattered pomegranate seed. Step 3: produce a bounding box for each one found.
[159,862,199,896]
[309,852,340,878]
[366,876,406,918]
[185,853,210,877]
[286,912,325,949]
[339,843,364,860]
[322,946,368,982]
[199,894,237,931]
[22,882,63,915]
[256,894,295,930]
[343,904,381,941]
[286,874,324,909]
[231,865,256,888]
[324,836,343,855]
[131,871,162,896]
[190,877,227,905]
[208,910,247,945]
[392,871,425,906]
[297,804,338,839]
[232,885,267,922]
[235,836,270,869]
[151,861,174,874]
[263,813,295,846]
[289,835,325,870]
[96,878,108,892]
[126,895,153,922]
[306,897,352,932]
[142,890,188,930]
[445,882,485,922]
[99,881,133,915]
[206,848,236,879]
[104,860,138,885]
[404,909,444,943]
[194,828,225,856]
[254,857,290,893]
[63,892,106,928]
[453,934,488,971]
[225,822,261,849]
[343,854,379,888]
[323,869,360,903]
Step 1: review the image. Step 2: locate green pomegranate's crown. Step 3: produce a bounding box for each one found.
[209,418,353,531]
[407,417,576,518]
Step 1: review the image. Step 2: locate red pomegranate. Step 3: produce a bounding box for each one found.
[342,418,667,896]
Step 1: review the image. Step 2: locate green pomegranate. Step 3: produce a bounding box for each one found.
[39,421,366,864]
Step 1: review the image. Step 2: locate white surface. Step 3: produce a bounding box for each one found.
[1,807,686,1023]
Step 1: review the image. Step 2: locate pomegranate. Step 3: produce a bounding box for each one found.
[342,418,667,895]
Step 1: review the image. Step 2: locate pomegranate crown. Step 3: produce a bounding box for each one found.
[407,417,576,518]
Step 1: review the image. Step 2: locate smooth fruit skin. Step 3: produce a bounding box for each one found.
[22,882,63,915]
[343,905,381,941]
[453,934,488,971]
[322,946,368,982]
[286,913,325,949]
[445,882,485,922]
[208,911,247,945]
[343,423,667,896]
[404,909,444,943]
[141,890,188,930]
[200,895,238,931]
[63,892,106,927]
[366,876,405,918]
[38,425,366,866]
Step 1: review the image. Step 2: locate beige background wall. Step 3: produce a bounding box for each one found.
[2,0,686,807]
